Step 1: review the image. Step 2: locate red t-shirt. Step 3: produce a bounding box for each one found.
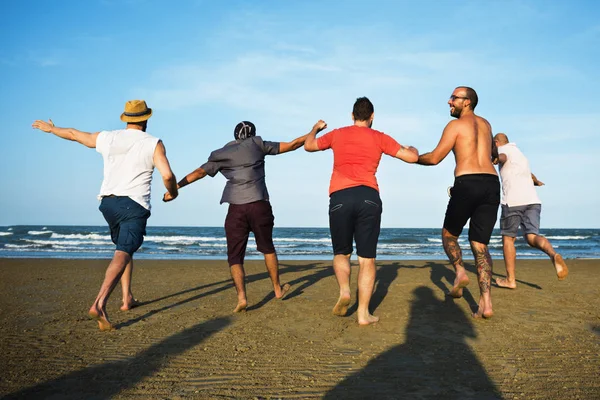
[317,125,402,195]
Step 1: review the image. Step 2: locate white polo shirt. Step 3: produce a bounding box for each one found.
[96,129,159,210]
[497,143,541,207]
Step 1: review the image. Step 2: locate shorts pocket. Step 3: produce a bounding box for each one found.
[329,204,343,213]
[364,200,380,208]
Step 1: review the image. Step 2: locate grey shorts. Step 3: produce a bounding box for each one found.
[500,204,541,237]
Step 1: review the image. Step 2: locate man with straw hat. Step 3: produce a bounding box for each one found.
[32,100,179,331]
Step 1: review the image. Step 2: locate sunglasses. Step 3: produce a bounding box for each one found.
[449,95,469,101]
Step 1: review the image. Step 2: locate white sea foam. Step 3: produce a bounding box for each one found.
[544,236,589,240]
[273,238,332,243]
[51,233,110,240]
[197,243,228,248]
[28,230,53,235]
[0,232,13,236]
[25,239,111,246]
[4,244,40,249]
[145,235,227,243]
[378,243,438,249]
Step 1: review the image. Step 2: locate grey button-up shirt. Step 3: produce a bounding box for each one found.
[201,136,280,205]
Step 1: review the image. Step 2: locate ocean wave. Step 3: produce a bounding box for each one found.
[0,232,13,236]
[544,236,589,240]
[4,243,51,249]
[51,233,110,240]
[378,243,439,249]
[28,230,53,235]
[158,246,182,251]
[25,239,112,246]
[273,238,332,243]
[145,235,227,243]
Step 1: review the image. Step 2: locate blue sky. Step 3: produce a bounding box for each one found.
[1,0,599,228]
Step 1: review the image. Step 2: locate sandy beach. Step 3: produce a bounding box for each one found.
[0,258,598,399]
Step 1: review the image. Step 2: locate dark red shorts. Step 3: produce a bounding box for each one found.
[224,200,275,266]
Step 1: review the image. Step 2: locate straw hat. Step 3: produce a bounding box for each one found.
[120,100,153,123]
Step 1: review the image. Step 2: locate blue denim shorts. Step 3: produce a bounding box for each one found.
[99,196,151,256]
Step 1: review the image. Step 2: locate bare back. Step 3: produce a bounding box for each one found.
[450,114,497,177]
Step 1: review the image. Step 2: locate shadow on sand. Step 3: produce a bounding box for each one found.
[4,317,230,400]
[118,262,330,328]
[247,262,333,311]
[325,286,502,399]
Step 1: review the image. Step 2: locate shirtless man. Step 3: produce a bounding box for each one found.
[493,133,568,288]
[417,87,500,318]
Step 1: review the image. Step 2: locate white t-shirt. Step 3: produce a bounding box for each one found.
[96,129,159,210]
[498,143,541,207]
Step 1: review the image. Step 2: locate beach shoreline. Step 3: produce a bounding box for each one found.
[1,258,599,399]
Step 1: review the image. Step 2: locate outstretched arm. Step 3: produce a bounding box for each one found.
[417,121,457,166]
[532,173,544,186]
[163,167,208,202]
[153,141,178,201]
[279,122,326,154]
[32,119,99,148]
[393,145,419,163]
[303,120,328,152]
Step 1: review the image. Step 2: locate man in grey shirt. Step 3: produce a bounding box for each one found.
[165,120,326,312]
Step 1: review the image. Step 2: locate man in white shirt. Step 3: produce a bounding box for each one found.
[32,100,179,331]
[493,133,568,289]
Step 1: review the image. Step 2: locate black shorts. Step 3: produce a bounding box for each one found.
[99,196,151,256]
[329,185,382,258]
[443,174,500,245]
[224,200,276,266]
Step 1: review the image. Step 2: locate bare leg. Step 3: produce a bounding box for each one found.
[357,256,379,326]
[496,236,517,289]
[89,250,131,331]
[230,264,248,313]
[442,228,470,298]
[264,252,291,299]
[525,234,568,280]
[470,241,494,319]
[332,254,352,316]
[119,257,140,311]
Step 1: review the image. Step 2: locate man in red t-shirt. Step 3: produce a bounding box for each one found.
[304,97,419,325]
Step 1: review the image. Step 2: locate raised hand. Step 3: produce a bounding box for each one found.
[314,120,327,132]
[32,119,55,133]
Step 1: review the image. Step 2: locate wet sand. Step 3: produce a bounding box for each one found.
[0,258,598,399]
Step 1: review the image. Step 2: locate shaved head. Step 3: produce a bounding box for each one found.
[494,133,509,145]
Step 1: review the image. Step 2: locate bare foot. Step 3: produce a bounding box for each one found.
[472,298,493,319]
[358,313,380,326]
[332,293,351,316]
[495,277,517,289]
[449,272,470,298]
[120,298,141,311]
[88,308,114,331]
[553,254,569,281]
[233,299,247,313]
[275,283,291,299]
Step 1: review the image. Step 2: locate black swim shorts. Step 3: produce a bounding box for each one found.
[329,185,382,258]
[443,174,500,245]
